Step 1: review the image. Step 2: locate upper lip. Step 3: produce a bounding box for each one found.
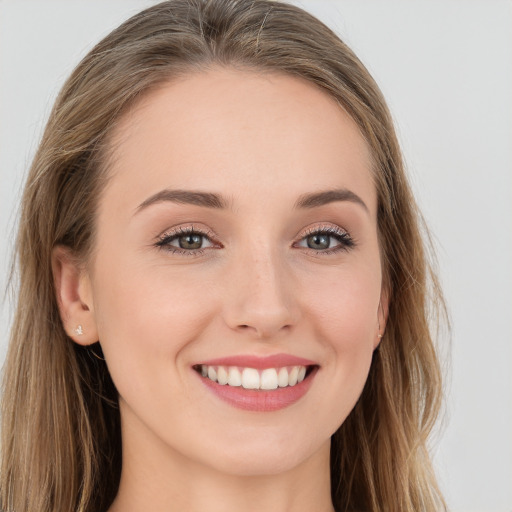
[194,353,317,369]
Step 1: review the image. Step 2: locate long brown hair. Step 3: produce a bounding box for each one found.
[1,1,447,511]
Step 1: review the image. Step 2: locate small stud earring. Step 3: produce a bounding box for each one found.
[74,325,84,336]
[377,333,383,339]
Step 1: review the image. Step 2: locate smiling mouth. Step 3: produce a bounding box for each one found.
[192,364,317,390]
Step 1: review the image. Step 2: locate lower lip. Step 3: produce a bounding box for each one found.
[196,367,318,412]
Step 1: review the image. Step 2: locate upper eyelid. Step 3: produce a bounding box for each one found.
[300,225,348,236]
[157,225,218,242]
[294,223,351,243]
[157,222,349,238]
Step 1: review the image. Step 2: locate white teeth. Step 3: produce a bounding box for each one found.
[199,364,310,390]
[242,368,260,389]
[278,367,289,387]
[228,367,242,387]
[260,368,278,390]
[288,366,299,386]
[217,366,229,385]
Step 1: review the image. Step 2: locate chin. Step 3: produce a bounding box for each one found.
[207,450,312,477]
[194,428,329,478]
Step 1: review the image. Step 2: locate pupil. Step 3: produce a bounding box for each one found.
[179,234,202,249]
[307,234,329,250]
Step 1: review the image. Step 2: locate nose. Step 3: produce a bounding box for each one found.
[222,245,300,339]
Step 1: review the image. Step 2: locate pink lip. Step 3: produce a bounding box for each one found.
[195,353,317,369]
[193,353,319,412]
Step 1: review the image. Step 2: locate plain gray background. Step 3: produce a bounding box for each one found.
[1,1,511,511]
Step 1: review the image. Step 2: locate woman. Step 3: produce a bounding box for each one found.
[1,1,447,511]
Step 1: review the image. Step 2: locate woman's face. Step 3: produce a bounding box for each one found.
[81,67,385,476]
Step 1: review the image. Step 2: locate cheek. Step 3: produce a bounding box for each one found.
[305,265,380,345]
[300,262,380,399]
[286,263,381,440]
[89,253,220,392]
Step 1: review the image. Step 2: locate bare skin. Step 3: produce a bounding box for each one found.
[53,67,387,512]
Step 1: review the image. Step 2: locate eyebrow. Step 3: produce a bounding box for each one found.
[135,189,229,214]
[294,189,369,213]
[134,187,368,214]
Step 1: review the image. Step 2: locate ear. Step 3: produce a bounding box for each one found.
[52,245,98,346]
[374,286,390,350]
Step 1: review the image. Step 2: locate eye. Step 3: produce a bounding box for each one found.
[155,226,217,255]
[170,232,212,250]
[295,226,354,254]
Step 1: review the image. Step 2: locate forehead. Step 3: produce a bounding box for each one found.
[104,66,375,215]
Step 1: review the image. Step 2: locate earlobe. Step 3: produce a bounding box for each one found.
[51,245,98,346]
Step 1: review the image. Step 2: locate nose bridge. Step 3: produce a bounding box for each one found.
[224,237,298,338]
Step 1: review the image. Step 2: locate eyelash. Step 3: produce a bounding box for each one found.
[294,225,355,255]
[155,226,219,257]
[155,224,355,257]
